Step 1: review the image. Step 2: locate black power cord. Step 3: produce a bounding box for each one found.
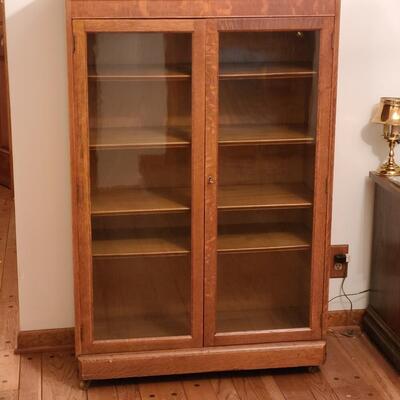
[328,277,370,337]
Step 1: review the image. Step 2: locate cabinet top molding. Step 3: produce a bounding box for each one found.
[67,0,338,20]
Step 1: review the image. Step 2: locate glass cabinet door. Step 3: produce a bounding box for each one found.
[205,21,334,346]
[73,21,204,352]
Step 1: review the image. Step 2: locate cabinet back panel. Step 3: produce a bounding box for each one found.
[220,32,316,64]
[216,251,311,332]
[220,79,312,127]
[218,145,315,186]
[90,148,191,189]
[93,256,191,340]
[89,81,192,129]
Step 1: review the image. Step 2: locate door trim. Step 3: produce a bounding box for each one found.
[204,17,335,347]
[72,19,206,355]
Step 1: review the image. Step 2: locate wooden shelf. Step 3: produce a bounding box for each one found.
[219,124,315,146]
[95,312,189,340]
[218,224,311,254]
[91,184,311,216]
[219,62,316,80]
[91,188,190,216]
[92,229,190,257]
[218,184,313,211]
[92,224,309,258]
[216,307,308,333]
[88,64,191,81]
[90,127,191,150]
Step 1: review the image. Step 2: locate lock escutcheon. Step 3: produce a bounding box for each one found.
[208,176,216,185]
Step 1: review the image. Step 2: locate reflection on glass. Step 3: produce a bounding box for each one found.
[87,33,193,340]
[216,31,319,333]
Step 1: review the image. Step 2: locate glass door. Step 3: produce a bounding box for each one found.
[205,19,334,346]
[73,20,205,353]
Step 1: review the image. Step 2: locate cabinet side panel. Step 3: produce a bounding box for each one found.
[66,2,82,355]
[71,21,94,354]
[322,0,340,337]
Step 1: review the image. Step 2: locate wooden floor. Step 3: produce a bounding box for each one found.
[0,186,399,400]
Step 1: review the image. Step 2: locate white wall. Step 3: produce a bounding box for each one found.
[5,0,74,330]
[330,0,400,310]
[4,0,400,330]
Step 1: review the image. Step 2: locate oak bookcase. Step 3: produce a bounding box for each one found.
[66,0,340,382]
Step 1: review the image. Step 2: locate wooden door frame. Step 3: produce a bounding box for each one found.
[204,16,336,347]
[71,18,206,355]
[0,1,13,190]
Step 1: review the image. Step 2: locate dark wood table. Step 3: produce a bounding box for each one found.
[364,172,400,371]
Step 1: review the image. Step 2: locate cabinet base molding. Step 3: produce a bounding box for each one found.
[363,306,400,372]
[79,340,326,380]
[16,328,75,354]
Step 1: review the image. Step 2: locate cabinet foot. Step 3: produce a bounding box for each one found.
[79,380,91,390]
[307,366,320,373]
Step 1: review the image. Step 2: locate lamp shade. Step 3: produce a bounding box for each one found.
[372,97,400,126]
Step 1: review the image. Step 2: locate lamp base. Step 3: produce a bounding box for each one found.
[377,161,400,176]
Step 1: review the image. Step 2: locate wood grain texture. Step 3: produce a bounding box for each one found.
[16,328,75,354]
[69,0,336,19]
[321,0,341,339]
[0,350,19,393]
[79,341,326,380]
[0,193,18,353]
[18,354,42,400]
[42,352,86,400]
[327,309,365,328]
[321,334,383,399]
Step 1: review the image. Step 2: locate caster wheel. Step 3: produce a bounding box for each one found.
[79,380,91,390]
[308,366,320,373]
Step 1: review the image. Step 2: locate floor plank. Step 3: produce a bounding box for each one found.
[116,382,141,400]
[139,379,187,400]
[260,376,286,400]
[274,370,316,400]
[88,383,118,400]
[360,334,400,392]
[0,300,18,351]
[0,189,18,400]
[0,210,18,304]
[0,350,19,393]
[303,371,340,400]
[334,330,399,400]
[42,352,86,400]
[19,354,42,400]
[0,390,18,400]
[209,374,241,400]
[321,335,384,399]
[232,373,281,400]
[182,378,218,400]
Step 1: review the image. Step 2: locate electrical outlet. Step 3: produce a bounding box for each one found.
[330,244,349,279]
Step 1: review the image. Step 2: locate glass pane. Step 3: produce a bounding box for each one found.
[216,31,319,333]
[87,33,193,341]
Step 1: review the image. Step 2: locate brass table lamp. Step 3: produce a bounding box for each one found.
[372,97,400,176]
